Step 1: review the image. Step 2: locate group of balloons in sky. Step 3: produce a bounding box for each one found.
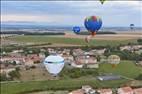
[73,15,103,43]
[43,0,135,76]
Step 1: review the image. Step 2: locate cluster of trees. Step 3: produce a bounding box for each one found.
[137,39,142,45]
[59,68,99,78]
[78,31,116,35]
[104,44,142,61]
[23,48,40,55]
[8,70,20,80]
[135,74,142,80]
[0,74,11,81]
[0,67,20,81]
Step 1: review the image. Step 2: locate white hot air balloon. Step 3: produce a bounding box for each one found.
[43,55,64,76]
[108,55,120,68]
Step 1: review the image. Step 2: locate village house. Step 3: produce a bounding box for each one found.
[62,54,74,63]
[38,53,46,59]
[133,88,142,94]
[117,87,133,94]
[69,89,85,94]
[120,46,132,51]
[69,85,96,94]
[73,49,84,56]
[47,48,56,54]
[62,49,71,55]
[24,54,41,66]
[73,55,98,68]
[120,45,142,51]
[135,49,142,55]
[82,85,96,94]
[91,49,106,56]
[11,49,23,53]
[97,89,113,94]
[0,56,25,65]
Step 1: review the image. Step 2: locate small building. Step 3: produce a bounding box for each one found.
[97,89,113,94]
[24,54,41,66]
[120,45,142,51]
[91,49,106,55]
[117,87,133,94]
[133,88,142,94]
[74,55,98,68]
[39,53,46,59]
[120,46,132,51]
[82,85,92,93]
[69,89,85,94]
[12,50,23,53]
[69,85,96,94]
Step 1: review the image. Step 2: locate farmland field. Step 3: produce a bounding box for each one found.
[6,35,138,47]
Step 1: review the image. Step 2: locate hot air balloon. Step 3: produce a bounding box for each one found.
[108,55,120,68]
[100,0,106,5]
[43,55,64,76]
[84,16,102,36]
[73,26,80,34]
[130,24,135,30]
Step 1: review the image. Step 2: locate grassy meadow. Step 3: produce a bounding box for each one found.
[8,35,138,47]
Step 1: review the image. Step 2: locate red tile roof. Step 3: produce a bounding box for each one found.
[69,89,85,94]
[133,88,142,94]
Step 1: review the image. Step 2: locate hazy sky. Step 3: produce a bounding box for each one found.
[1,1,142,27]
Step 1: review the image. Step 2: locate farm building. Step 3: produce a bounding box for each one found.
[97,75,121,81]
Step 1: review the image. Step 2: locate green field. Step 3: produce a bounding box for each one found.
[99,60,142,79]
[1,60,142,94]
[8,35,137,47]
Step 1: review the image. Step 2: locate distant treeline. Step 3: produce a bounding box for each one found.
[1,31,65,35]
[78,31,117,35]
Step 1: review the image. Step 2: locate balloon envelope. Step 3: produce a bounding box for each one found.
[130,24,134,30]
[100,0,106,4]
[73,26,80,34]
[84,16,102,35]
[43,55,64,75]
[108,55,120,65]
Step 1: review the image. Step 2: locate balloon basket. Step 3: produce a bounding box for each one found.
[91,32,96,36]
[112,64,117,68]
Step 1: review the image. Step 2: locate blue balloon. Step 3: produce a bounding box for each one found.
[73,26,80,34]
[84,16,102,33]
